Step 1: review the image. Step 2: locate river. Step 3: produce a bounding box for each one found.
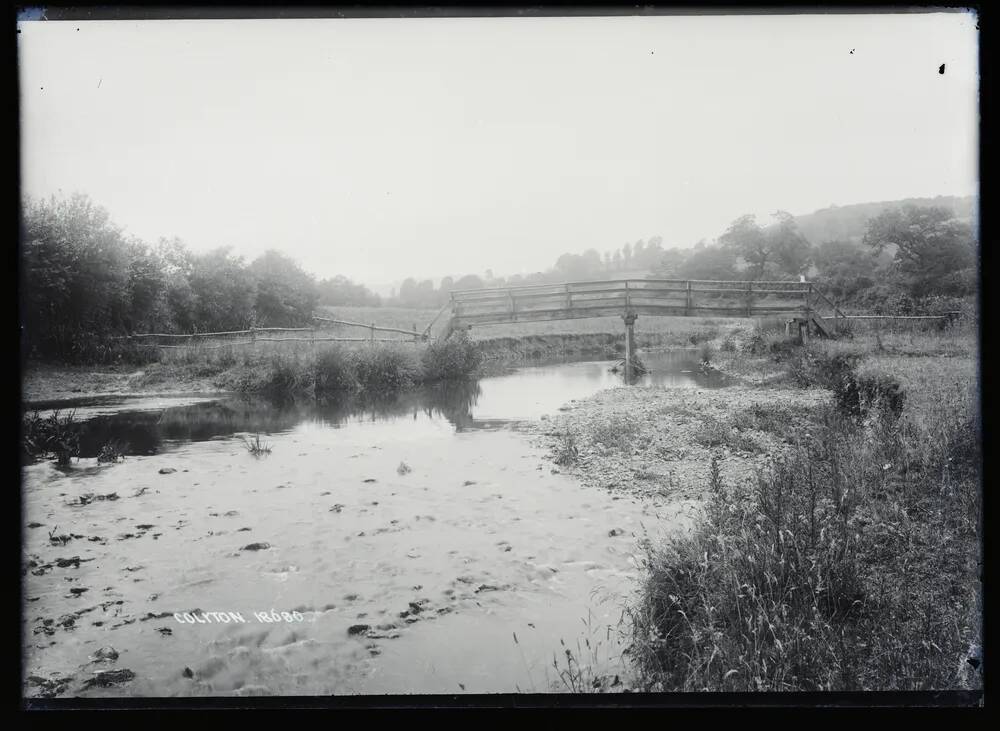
[22,350,726,697]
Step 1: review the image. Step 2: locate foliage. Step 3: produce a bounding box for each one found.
[863,205,977,297]
[316,275,381,307]
[349,346,420,391]
[313,346,359,395]
[420,331,482,382]
[249,250,319,327]
[630,377,980,691]
[22,410,80,465]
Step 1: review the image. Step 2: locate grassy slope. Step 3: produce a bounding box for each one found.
[623,321,981,692]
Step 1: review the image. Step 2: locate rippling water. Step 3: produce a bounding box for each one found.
[22,350,723,696]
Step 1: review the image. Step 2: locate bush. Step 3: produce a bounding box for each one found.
[553,431,580,466]
[420,332,482,382]
[260,353,315,397]
[313,346,358,395]
[350,345,420,391]
[834,370,905,423]
[22,410,80,465]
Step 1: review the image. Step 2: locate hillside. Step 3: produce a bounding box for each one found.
[792,194,977,245]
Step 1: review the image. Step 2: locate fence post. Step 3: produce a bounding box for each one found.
[250,326,256,348]
[746,281,752,318]
[685,280,692,316]
[370,322,375,345]
[413,323,418,345]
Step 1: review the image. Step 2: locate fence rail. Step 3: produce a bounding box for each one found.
[117,314,428,350]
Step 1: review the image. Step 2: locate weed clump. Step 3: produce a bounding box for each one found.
[313,346,358,395]
[351,346,420,391]
[420,331,482,382]
[22,411,80,465]
[96,439,127,464]
[241,433,271,456]
[553,431,580,466]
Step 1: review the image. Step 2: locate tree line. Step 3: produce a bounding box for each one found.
[21,192,977,360]
[21,194,325,360]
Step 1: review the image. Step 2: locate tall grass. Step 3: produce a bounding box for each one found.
[628,342,981,691]
[218,336,482,398]
[22,410,80,465]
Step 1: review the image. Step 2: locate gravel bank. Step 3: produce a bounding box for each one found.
[519,383,831,503]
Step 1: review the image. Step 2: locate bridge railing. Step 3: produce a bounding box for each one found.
[448,278,815,324]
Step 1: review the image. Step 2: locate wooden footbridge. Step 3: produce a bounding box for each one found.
[439,278,846,340]
[431,278,848,379]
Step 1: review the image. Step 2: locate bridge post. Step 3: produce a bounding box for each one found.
[622,311,638,383]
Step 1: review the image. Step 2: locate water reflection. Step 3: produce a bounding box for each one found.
[28,349,729,458]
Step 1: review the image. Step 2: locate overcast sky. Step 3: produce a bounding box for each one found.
[18,12,978,290]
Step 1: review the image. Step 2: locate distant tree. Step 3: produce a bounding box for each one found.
[633,240,646,266]
[316,275,381,307]
[767,211,814,277]
[453,274,484,291]
[677,245,739,280]
[622,242,633,269]
[863,205,977,296]
[719,214,770,278]
[580,249,602,278]
[249,250,318,326]
[612,250,623,270]
[814,239,879,301]
[653,247,689,278]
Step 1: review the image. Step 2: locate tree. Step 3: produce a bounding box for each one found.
[767,211,814,277]
[453,274,484,291]
[189,248,257,331]
[813,239,879,301]
[719,214,769,278]
[677,245,739,280]
[863,205,976,296]
[21,193,133,356]
[653,247,689,278]
[316,275,381,307]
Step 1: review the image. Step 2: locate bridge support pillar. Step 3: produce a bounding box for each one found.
[622,312,638,383]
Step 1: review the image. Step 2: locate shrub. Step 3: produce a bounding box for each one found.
[96,439,126,463]
[260,353,315,397]
[22,410,80,465]
[420,332,482,382]
[834,370,905,423]
[313,346,358,395]
[553,431,580,466]
[351,345,420,391]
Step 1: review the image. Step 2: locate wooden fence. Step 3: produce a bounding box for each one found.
[115,316,428,350]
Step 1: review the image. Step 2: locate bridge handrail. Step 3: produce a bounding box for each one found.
[449,278,812,299]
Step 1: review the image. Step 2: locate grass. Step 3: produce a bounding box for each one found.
[628,318,981,692]
[217,333,482,398]
[241,433,272,456]
[22,410,80,465]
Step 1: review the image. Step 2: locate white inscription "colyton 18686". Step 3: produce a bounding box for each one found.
[173,610,306,624]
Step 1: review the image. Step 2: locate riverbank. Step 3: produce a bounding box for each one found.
[21,362,231,404]
[521,384,830,503]
[523,319,981,693]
